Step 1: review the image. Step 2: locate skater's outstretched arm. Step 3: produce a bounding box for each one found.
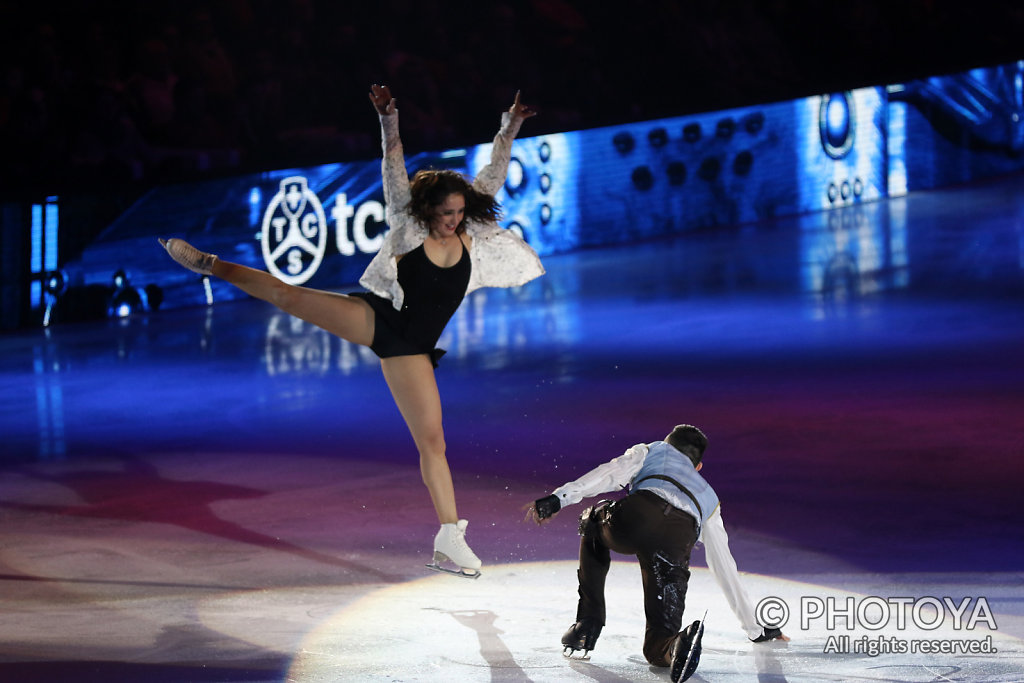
[359,84,425,308]
[369,84,412,225]
[473,90,537,197]
[524,444,647,525]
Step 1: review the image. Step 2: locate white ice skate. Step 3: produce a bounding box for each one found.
[427,519,482,579]
[159,238,218,275]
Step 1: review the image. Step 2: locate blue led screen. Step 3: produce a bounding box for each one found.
[890,63,1024,193]
[54,61,1024,316]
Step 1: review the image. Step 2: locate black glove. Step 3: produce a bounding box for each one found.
[534,494,561,520]
[751,626,783,643]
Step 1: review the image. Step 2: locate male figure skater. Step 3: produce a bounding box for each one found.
[526,424,788,682]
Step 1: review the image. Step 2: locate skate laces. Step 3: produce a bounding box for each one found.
[441,520,470,552]
[436,520,480,567]
[450,522,472,553]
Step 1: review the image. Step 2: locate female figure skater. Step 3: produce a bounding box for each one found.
[160,85,543,577]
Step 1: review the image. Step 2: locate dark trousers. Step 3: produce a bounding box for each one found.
[576,490,699,667]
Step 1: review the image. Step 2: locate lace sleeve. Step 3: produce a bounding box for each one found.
[472,112,524,197]
[358,110,425,309]
[380,112,411,227]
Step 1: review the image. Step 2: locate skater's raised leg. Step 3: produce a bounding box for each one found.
[161,238,374,346]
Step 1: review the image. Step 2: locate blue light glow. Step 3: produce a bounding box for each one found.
[30,204,43,309]
[30,204,42,274]
[888,100,908,197]
[45,199,58,272]
[828,98,849,134]
[506,158,525,194]
[249,187,262,227]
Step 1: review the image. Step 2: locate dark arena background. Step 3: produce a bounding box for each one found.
[2,3,1024,682]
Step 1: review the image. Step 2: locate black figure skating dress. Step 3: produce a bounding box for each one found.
[353,240,471,368]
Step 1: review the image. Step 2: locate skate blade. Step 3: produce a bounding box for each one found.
[562,646,591,660]
[677,611,706,683]
[425,562,481,579]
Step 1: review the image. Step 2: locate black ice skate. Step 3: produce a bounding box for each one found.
[426,519,482,579]
[561,617,603,659]
[670,611,706,683]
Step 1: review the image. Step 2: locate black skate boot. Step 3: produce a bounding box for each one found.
[561,617,603,658]
[670,615,705,683]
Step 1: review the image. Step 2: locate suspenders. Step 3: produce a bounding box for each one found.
[633,474,704,520]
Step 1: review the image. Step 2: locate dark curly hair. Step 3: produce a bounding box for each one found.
[406,169,501,232]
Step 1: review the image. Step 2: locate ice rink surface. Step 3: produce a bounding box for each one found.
[2,175,1023,681]
[289,563,1023,682]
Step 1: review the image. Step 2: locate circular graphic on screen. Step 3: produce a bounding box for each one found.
[261,176,328,285]
[819,92,856,159]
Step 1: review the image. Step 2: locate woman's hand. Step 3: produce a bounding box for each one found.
[369,84,396,116]
[509,90,537,122]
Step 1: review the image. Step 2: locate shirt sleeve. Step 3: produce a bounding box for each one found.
[472,111,523,197]
[358,110,426,309]
[702,505,763,640]
[461,111,544,294]
[379,112,413,228]
[550,444,648,508]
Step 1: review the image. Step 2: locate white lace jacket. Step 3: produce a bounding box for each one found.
[358,110,546,310]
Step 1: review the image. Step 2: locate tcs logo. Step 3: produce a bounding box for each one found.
[260,176,385,285]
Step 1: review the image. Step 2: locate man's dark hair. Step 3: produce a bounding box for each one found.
[665,424,708,467]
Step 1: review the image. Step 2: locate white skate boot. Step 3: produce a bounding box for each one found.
[427,519,482,579]
[159,238,218,275]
